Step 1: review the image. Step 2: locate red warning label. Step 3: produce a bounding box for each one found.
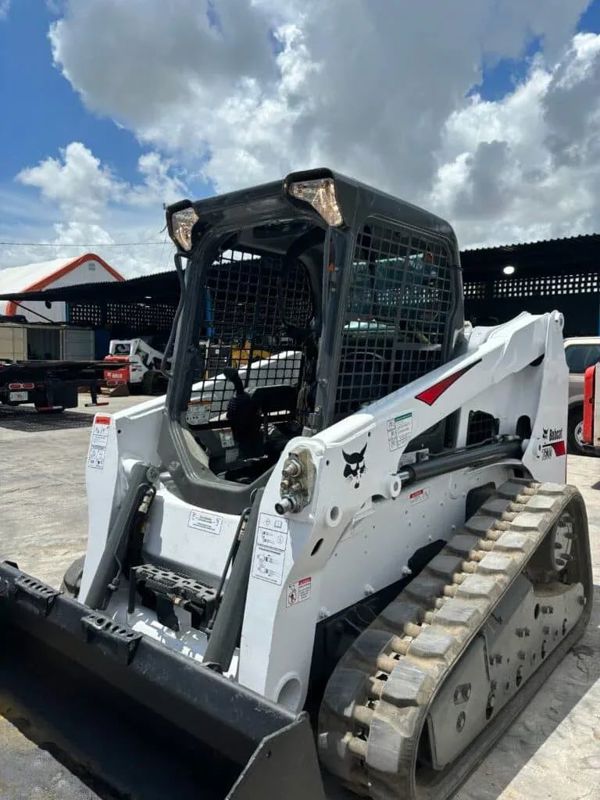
[287,576,312,607]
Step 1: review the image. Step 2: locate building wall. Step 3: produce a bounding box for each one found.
[9,259,121,323]
[461,236,600,338]
[464,292,599,337]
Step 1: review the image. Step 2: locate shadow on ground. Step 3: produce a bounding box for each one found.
[0,407,93,432]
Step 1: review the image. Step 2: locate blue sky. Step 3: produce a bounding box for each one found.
[0,1,141,185]
[1,1,600,273]
[2,0,598,184]
[477,2,600,100]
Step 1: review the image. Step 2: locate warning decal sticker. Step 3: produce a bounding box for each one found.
[287,577,312,607]
[256,512,289,550]
[252,545,286,585]
[88,417,111,470]
[386,412,413,452]
[409,487,430,505]
[188,510,223,535]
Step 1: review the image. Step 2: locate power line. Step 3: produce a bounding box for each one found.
[0,240,168,247]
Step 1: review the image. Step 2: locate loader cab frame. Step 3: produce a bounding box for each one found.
[160,169,464,513]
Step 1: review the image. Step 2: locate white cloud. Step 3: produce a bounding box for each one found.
[43,0,600,251]
[17,141,124,220]
[1,0,596,277]
[433,33,600,246]
[1,143,182,276]
[0,0,10,20]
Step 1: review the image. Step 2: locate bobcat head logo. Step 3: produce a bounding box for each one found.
[342,444,367,489]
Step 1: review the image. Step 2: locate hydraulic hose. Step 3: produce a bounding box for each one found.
[203,489,263,672]
[85,462,156,610]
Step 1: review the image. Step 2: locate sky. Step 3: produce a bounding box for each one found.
[1,0,600,276]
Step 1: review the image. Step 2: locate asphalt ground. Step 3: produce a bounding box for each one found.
[0,395,598,800]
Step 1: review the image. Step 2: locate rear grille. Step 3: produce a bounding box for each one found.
[335,220,454,417]
[466,410,499,446]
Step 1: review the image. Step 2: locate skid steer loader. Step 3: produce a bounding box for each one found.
[0,168,594,800]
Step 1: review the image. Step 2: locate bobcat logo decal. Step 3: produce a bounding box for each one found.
[342,444,367,489]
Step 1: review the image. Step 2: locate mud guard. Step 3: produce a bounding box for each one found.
[0,561,326,800]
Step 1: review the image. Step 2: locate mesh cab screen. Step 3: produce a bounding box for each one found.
[335,220,454,417]
[191,248,314,426]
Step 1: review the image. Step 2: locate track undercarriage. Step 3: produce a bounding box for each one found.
[319,480,593,800]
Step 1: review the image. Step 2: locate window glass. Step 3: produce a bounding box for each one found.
[565,343,600,373]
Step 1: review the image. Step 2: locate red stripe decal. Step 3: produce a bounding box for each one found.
[415,361,480,406]
[95,415,112,425]
[550,440,566,457]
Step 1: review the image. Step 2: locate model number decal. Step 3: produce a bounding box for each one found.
[539,427,566,459]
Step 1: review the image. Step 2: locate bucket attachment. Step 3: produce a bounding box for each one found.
[0,562,326,800]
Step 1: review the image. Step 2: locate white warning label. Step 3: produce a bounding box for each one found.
[287,576,311,607]
[88,446,106,470]
[258,513,289,533]
[88,417,110,470]
[252,545,286,585]
[188,510,223,535]
[409,487,430,506]
[386,412,413,452]
[186,401,211,426]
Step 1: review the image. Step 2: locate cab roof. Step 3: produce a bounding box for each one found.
[170,168,458,253]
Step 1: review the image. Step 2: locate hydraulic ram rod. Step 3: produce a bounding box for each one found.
[398,438,523,488]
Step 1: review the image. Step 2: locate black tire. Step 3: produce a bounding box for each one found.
[567,406,588,456]
[142,370,167,395]
[141,370,155,394]
[61,555,85,598]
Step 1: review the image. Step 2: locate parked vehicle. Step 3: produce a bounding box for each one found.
[565,336,600,454]
[0,359,105,412]
[103,337,168,394]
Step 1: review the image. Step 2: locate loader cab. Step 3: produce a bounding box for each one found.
[161,169,463,513]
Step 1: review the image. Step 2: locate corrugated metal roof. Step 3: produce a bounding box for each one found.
[0,269,178,305]
[463,232,600,253]
[0,257,77,295]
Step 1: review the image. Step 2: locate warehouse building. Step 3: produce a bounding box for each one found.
[0,234,598,347]
[462,234,600,338]
[0,253,123,323]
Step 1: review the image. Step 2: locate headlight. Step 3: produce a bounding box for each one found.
[288,178,343,227]
[168,205,199,251]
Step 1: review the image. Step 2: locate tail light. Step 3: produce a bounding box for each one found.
[583,363,599,447]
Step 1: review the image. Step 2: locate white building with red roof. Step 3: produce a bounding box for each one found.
[0,253,123,322]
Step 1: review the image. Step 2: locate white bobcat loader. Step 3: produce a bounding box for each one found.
[0,169,593,800]
[104,337,169,394]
